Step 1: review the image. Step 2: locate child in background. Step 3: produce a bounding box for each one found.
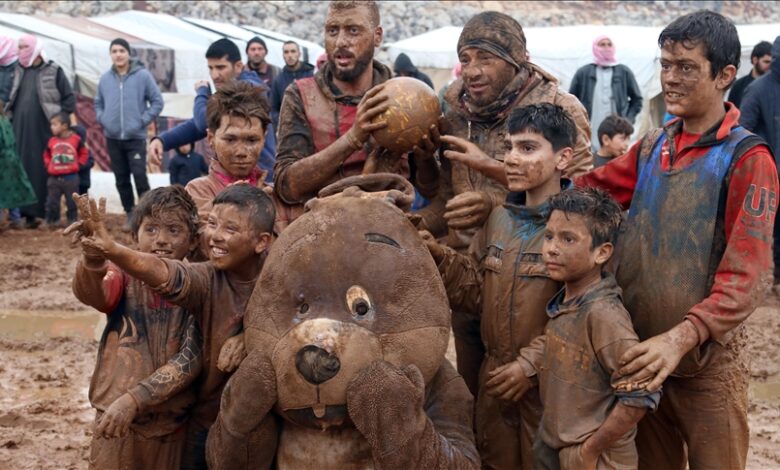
[43,112,88,227]
[170,142,208,187]
[0,106,35,229]
[68,186,202,470]
[512,188,660,470]
[593,115,633,168]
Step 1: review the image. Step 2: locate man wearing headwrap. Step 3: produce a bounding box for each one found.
[5,34,75,228]
[569,35,643,151]
[0,36,18,104]
[416,11,591,469]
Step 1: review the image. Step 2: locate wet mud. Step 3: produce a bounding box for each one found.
[0,219,777,469]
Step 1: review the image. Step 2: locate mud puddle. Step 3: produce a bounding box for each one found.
[0,310,105,341]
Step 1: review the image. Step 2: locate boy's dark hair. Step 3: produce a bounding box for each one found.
[597,115,634,144]
[658,10,740,84]
[130,185,199,241]
[751,40,772,60]
[212,184,276,234]
[507,103,576,152]
[206,38,242,64]
[547,187,622,248]
[51,112,70,125]
[328,1,380,28]
[206,80,271,133]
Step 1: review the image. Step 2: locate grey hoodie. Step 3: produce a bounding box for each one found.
[740,36,780,158]
[95,59,164,140]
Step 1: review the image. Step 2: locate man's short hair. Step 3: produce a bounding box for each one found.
[283,40,300,51]
[130,185,199,240]
[328,1,380,28]
[548,187,623,248]
[597,115,634,144]
[751,40,773,60]
[658,10,740,84]
[206,38,242,64]
[212,184,276,234]
[206,80,271,133]
[506,103,576,152]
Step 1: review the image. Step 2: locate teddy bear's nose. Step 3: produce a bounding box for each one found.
[295,345,341,385]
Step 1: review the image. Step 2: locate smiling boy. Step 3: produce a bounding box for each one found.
[421,103,576,469]
[577,10,778,469]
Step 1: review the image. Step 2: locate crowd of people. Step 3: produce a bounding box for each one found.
[1,1,779,469]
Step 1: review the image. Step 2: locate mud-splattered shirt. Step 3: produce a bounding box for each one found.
[517,274,660,450]
[81,262,202,438]
[576,103,778,345]
[154,259,257,428]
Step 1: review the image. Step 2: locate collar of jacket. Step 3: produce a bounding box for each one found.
[663,102,741,154]
[314,60,392,106]
[209,158,266,187]
[111,59,143,77]
[503,178,572,224]
[283,62,315,75]
[546,272,622,319]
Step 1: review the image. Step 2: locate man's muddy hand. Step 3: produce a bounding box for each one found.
[362,147,404,175]
[617,320,699,392]
[96,393,138,439]
[412,121,443,163]
[444,191,492,229]
[418,230,445,263]
[217,332,247,372]
[485,361,532,402]
[348,84,389,146]
[441,135,491,170]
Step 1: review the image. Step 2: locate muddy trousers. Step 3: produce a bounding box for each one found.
[106,138,149,215]
[534,430,638,470]
[180,419,209,470]
[636,355,749,470]
[452,310,485,398]
[89,421,185,470]
[475,355,542,470]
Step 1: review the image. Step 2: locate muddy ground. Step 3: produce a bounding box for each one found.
[0,218,778,469]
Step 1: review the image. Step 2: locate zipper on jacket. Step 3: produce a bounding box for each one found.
[119,76,124,140]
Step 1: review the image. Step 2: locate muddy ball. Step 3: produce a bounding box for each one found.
[371,77,441,154]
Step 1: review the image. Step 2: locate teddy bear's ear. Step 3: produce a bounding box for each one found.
[316,173,415,212]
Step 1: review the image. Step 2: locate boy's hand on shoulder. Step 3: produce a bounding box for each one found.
[217,332,247,372]
[444,191,492,229]
[96,393,138,439]
[485,361,533,402]
[440,135,491,170]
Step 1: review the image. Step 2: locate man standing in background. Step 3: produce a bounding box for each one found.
[729,40,772,108]
[245,36,280,88]
[270,40,314,133]
[95,38,163,231]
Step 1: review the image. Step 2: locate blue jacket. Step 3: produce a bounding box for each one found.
[271,62,315,131]
[95,60,164,140]
[740,36,780,159]
[159,70,277,183]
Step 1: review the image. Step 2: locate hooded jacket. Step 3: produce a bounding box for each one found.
[740,36,780,158]
[95,59,164,140]
[393,53,434,89]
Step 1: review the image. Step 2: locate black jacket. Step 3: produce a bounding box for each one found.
[569,63,643,123]
[393,53,434,89]
[270,62,315,131]
[740,36,780,159]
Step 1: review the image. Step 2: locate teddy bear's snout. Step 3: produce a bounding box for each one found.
[295,344,342,385]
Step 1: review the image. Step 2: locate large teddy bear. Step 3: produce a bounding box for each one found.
[206,174,479,469]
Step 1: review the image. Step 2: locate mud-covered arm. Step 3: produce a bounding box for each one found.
[347,361,479,469]
[435,224,487,315]
[515,334,547,382]
[71,259,125,314]
[206,348,279,470]
[127,315,203,412]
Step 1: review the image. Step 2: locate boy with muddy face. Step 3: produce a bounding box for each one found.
[513,188,660,470]
[421,103,577,469]
[68,184,275,470]
[577,10,778,469]
[68,186,202,470]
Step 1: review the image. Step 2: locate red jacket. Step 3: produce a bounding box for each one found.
[576,103,778,344]
[43,132,88,176]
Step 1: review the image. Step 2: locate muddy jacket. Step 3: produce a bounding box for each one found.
[74,261,202,438]
[6,60,75,120]
[273,61,394,205]
[517,275,660,450]
[95,60,164,140]
[577,103,777,376]
[418,63,592,245]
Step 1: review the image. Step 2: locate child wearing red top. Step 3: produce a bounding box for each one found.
[43,112,88,227]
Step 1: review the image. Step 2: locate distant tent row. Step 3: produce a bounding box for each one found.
[0,10,324,171]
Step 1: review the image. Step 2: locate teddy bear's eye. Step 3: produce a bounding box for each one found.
[299,303,309,314]
[346,285,373,319]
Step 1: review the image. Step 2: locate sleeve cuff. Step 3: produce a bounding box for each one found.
[514,356,538,379]
[684,315,710,345]
[126,387,149,414]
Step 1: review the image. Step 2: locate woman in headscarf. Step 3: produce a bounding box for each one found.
[569,35,643,152]
[5,34,75,228]
[0,36,18,104]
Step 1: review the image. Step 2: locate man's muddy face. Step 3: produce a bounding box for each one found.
[660,41,725,119]
[324,6,382,83]
[208,56,243,89]
[753,54,772,76]
[208,115,265,179]
[459,48,517,107]
[504,131,565,193]
[542,211,602,283]
[205,203,266,272]
[136,213,194,260]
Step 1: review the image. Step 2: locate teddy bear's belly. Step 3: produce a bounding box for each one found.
[277,425,373,469]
